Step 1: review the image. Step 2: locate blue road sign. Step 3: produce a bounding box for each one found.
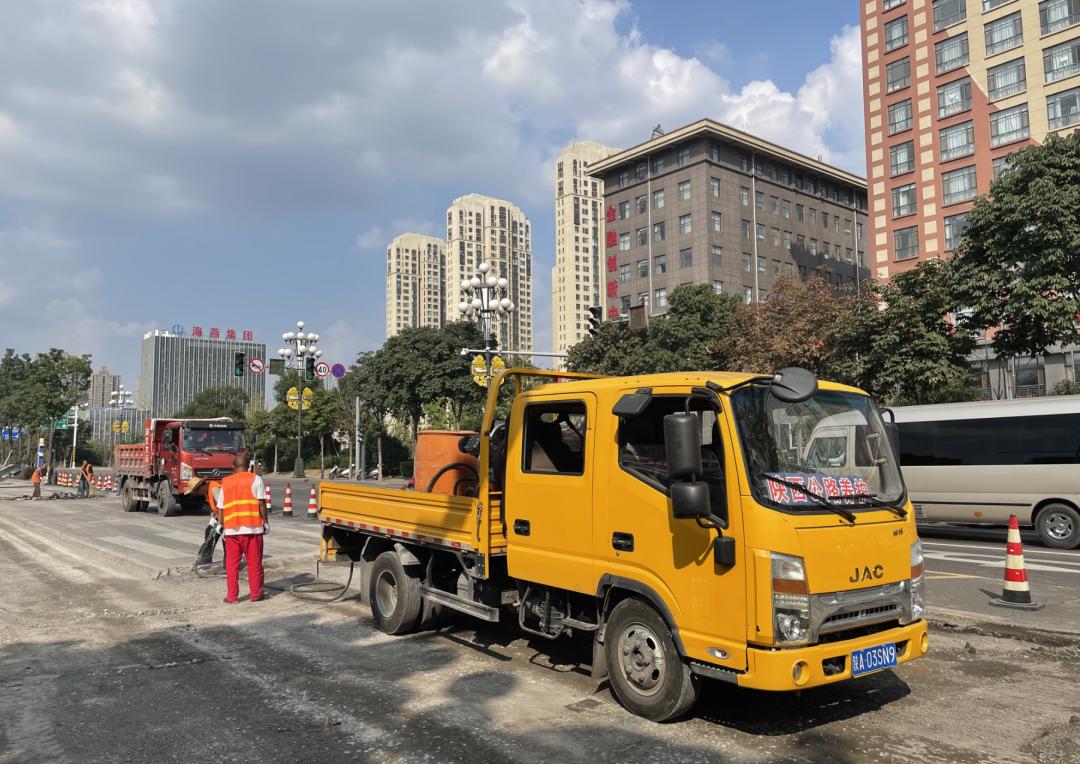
[2,427,9,441]
[331,363,347,379]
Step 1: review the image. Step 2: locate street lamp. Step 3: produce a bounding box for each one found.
[278,320,323,478]
[458,262,514,385]
[105,386,133,466]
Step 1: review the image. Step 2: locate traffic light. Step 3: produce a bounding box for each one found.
[305,356,316,381]
[587,305,603,336]
[234,351,245,377]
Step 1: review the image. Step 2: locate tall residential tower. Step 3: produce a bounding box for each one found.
[385,233,446,338]
[445,194,533,352]
[551,141,619,358]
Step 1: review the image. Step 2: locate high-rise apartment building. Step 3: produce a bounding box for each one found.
[588,119,868,321]
[445,194,533,352]
[551,141,619,358]
[87,366,121,408]
[385,233,446,338]
[135,330,267,417]
[860,0,1080,280]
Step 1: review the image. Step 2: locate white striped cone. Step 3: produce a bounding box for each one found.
[282,483,293,516]
[264,484,273,514]
[307,485,318,519]
[991,514,1043,610]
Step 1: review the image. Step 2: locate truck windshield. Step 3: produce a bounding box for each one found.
[182,428,244,453]
[731,386,905,511]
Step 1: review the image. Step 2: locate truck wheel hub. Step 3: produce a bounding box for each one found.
[617,623,665,695]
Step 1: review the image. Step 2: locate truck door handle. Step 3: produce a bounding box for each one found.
[513,519,530,536]
[612,532,634,552]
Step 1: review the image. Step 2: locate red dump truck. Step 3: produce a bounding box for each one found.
[114,418,247,516]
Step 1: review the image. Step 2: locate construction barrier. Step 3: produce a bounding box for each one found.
[990,515,1044,611]
[265,484,273,515]
[307,485,318,519]
[282,483,293,517]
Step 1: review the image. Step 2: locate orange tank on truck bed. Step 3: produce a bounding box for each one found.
[114,418,246,517]
[318,368,928,722]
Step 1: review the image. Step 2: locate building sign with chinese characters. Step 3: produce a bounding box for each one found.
[188,326,255,341]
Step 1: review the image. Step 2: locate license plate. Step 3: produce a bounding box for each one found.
[850,642,898,677]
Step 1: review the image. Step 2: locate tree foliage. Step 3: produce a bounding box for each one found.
[950,131,1080,359]
[177,386,250,420]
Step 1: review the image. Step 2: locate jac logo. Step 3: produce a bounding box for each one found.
[849,564,884,583]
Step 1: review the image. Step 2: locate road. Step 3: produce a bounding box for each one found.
[2,483,1079,762]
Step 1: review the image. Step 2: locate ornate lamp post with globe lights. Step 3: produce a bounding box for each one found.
[458,263,514,385]
[277,321,322,478]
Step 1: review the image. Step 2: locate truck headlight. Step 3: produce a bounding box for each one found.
[180,462,193,481]
[909,540,925,620]
[771,552,810,645]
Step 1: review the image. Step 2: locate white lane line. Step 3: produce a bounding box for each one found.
[103,536,194,560]
[922,546,1080,567]
[924,550,1080,575]
[923,540,1080,559]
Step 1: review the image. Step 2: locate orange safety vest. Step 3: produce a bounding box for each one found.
[31,468,42,484]
[82,463,93,479]
[206,479,222,513]
[219,471,261,531]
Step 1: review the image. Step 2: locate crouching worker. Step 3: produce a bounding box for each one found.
[218,455,268,603]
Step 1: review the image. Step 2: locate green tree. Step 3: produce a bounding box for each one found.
[832,260,980,405]
[177,386,250,420]
[950,131,1080,360]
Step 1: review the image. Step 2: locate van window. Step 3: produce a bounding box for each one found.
[522,402,586,475]
[899,414,1080,466]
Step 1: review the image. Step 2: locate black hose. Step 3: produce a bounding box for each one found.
[288,559,356,602]
[425,462,479,494]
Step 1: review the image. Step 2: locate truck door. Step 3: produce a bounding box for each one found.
[506,394,597,594]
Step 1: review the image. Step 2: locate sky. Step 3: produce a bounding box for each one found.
[0,0,865,393]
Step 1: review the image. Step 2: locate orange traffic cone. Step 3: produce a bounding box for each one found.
[282,483,293,517]
[990,515,1043,611]
[264,484,273,515]
[307,485,318,519]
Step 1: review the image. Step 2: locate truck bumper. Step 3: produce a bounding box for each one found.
[736,620,928,691]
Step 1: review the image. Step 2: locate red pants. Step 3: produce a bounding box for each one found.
[224,533,264,602]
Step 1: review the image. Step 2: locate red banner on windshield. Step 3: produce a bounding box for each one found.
[765,472,869,505]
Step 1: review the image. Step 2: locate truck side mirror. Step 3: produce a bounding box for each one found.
[663,412,702,481]
[670,481,710,519]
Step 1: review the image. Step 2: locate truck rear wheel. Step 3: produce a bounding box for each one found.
[121,481,138,512]
[604,598,700,722]
[157,480,179,517]
[368,551,422,635]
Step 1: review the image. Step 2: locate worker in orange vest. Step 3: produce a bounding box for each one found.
[31,465,43,499]
[217,454,268,603]
[78,460,94,497]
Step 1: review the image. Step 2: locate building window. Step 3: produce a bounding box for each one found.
[937,78,972,118]
[940,120,975,161]
[936,33,969,75]
[884,0,905,10]
[679,214,692,234]
[677,147,690,166]
[740,186,750,206]
[636,162,648,180]
[711,245,722,266]
[636,195,647,214]
[618,201,630,219]
[755,190,764,210]
[984,12,1023,57]
[987,58,1026,100]
[770,195,779,213]
[619,263,631,282]
[743,286,753,304]
[679,247,693,267]
[637,227,648,246]
[679,180,691,201]
[757,256,766,273]
[857,221,864,239]
[618,232,630,252]
[783,231,792,251]
[618,170,630,188]
[620,295,631,315]
[653,221,666,241]
[809,207,817,223]
[713,280,724,294]
[796,204,804,222]
[756,223,766,241]
[1048,86,1080,129]
[885,16,909,51]
[741,219,751,239]
[637,259,649,278]
[1040,0,1080,36]
[889,99,914,133]
[743,253,752,272]
[933,0,966,31]
[770,227,781,247]
[983,0,1014,9]
[887,57,912,93]
[652,157,666,174]
[653,189,665,209]
[655,254,667,274]
[809,238,818,255]
[942,165,978,205]
[1044,38,1080,83]
[638,293,649,311]
[894,225,919,260]
[781,199,790,219]
[944,212,970,251]
[710,177,720,198]
[992,154,1015,179]
[890,140,916,175]
[990,102,1030,146]
[655,288,668,308]
[711,211,722,232]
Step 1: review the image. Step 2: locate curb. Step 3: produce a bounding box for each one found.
[927,609,1080,649]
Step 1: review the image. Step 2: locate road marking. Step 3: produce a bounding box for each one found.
[105,536,193,560]
[923,541,1080,559]
[925,570,990,580]
[924,550,1080,575]
[924,547,1080,568]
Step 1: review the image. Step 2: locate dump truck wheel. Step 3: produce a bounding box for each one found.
[157,480,179,517]
[369,551,422,635]
[604,598,700,722]
[121,481,138,512]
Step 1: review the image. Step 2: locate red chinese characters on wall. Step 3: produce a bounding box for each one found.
[607,306,619,320]
[606,230,617,248]
[606,206,616,222]
[606,255,617,272]
[226,329,236,340]
[607,280,618,298]
[243,330,253,341]
[191,326,203,337]
[209,327,220,339]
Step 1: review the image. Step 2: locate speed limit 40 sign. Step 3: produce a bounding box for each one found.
[314,361,330,378]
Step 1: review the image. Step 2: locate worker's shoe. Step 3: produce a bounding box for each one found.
[222,597,238,604]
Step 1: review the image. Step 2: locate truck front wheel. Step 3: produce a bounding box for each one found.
[368,551,422,635]
[157,480,179,517]
[604,598,700,722]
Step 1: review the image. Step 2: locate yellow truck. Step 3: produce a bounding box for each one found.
[319,367,928,721]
